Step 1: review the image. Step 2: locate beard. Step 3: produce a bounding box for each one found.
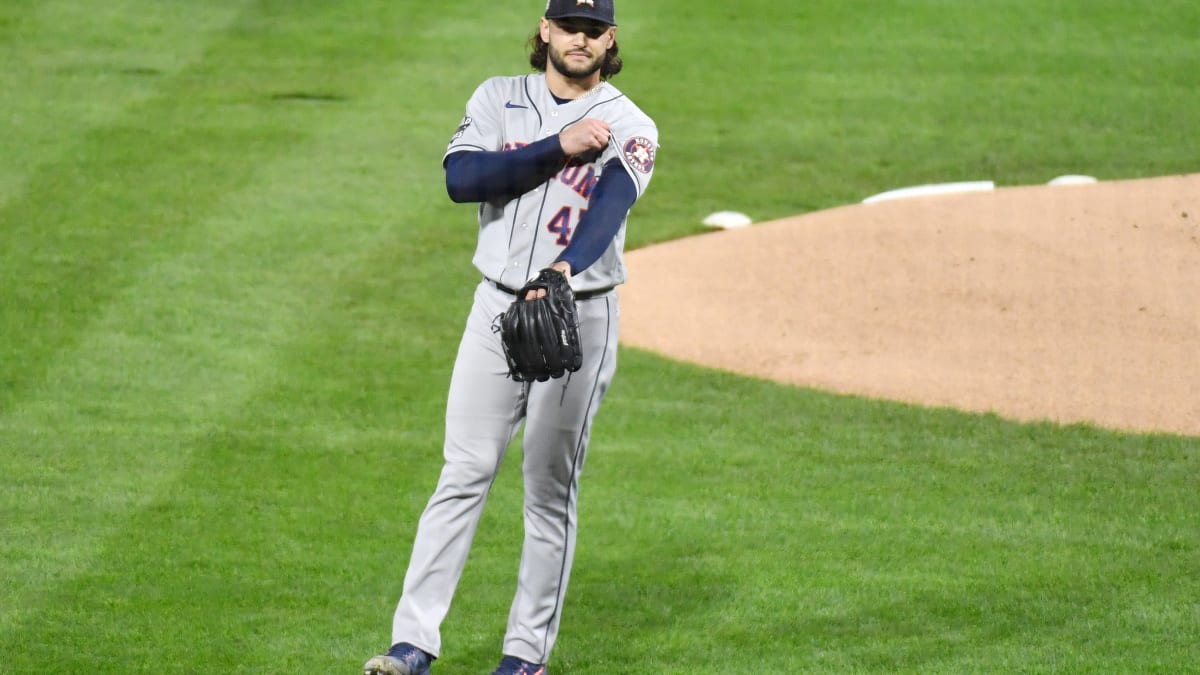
[548,44,604,80]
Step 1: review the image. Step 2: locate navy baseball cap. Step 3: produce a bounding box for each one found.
[545,0,617,26]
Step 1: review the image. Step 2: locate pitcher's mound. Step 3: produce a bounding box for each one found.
[619,174,1200,437]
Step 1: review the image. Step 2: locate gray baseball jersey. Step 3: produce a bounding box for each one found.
[445,73,658,291]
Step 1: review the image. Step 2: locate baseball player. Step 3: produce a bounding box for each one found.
[363,1,657,674]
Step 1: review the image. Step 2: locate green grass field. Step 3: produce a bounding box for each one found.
[2,1,1198,672]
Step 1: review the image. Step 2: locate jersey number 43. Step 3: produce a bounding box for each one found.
[546,206,587,247]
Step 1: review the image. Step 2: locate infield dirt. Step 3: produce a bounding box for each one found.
[618,174,1200,437]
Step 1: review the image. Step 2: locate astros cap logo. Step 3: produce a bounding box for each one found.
[546,0,617,26]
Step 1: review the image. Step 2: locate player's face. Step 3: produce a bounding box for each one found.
[541,18,615,80]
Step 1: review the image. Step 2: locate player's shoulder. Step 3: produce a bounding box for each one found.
[473,73,544,98]
[588,83,657,131]
[590,83,654,120]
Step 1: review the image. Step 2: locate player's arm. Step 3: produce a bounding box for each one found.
[445,118,612,204]
[444,137,567,204]
[553,158,638,275]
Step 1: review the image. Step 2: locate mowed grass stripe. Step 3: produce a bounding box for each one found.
[0,0,487,662]
[0,0,467,415]
[564,352,1200,672]
[0,11,293,414]
[0,0,256,638]
[0,3,541,662]
[622,0,1200,246]
[0,1,250,208]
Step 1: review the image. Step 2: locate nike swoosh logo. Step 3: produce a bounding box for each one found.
[505,101,528,109]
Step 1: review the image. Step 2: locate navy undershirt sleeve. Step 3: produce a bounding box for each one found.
[444,135,568,203]
[555,159,638,275]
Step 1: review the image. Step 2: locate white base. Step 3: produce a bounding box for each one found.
[702,210,754,229]
[863,181,995,204]
[1048,175,1098,186]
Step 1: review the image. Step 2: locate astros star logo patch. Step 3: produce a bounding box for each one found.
[623,137,655,173]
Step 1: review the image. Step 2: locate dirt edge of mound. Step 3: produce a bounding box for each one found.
[619,174,1200,437]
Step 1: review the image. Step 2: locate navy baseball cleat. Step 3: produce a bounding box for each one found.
[362,642,434,675]
[490,655,547,675]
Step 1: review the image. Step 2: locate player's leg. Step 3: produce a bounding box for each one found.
[388,281,527,657]
[501,292,620,664]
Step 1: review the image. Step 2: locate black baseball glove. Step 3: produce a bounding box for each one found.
[496,268,583,382]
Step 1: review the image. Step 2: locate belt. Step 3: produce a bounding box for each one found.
[486,278,614,301]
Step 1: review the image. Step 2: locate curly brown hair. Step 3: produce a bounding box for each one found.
[528,29,623,80]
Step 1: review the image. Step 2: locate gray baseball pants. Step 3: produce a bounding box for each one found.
[390,280,619,664]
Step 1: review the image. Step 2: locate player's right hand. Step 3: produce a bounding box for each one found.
[559,118,611,156]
